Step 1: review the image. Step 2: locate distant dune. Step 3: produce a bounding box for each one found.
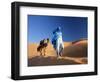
[63,40,87,57]
[28,39,88,66]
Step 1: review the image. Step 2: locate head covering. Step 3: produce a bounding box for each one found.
[53,26,61,34]
[57,26,61,32]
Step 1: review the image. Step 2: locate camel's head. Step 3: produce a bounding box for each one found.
[47,38,50,43]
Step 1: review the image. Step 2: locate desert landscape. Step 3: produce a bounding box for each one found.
[28,39,88,66]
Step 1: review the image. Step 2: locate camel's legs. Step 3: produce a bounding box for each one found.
[43,47,46,56]
[40,49,42,56]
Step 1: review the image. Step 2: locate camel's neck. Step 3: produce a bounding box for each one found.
[47,41,49,44]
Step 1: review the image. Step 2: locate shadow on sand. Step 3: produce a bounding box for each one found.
[28,56,87,66]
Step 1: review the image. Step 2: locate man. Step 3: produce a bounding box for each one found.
[52,27,64,57]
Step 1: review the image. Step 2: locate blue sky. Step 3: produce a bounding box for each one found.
[28,15,87,43]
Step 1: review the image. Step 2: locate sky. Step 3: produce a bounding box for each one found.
[28,15,87,43]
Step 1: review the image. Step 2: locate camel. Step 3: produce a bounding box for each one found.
[37,38,49,56]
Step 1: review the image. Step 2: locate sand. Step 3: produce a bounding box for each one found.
[28,40,88,66]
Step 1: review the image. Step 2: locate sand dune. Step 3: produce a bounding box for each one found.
[28,56,87,66]
[28,40,88,66]
[28,43,39,58]
[28,56,85,66]
[63,40,87,57]
[28,42,72,58]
